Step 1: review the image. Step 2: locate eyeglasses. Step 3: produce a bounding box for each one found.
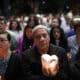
[0,39,8,43]
[0,21,5,25]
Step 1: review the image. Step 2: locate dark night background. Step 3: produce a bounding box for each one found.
[0,0,80,17]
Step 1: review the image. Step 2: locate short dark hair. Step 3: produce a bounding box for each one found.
[0,16,6,24]
[0,30,11,41]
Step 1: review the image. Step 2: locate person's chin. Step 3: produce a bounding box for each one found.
[40,46,47,50]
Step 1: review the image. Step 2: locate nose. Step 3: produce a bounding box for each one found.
[40,36,45,41]
[55,32,58,35]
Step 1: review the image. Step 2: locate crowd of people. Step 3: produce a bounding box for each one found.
[0,11,80,80]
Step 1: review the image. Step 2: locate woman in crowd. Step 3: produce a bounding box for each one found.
[50,26,71,60]
[17,24,34,56]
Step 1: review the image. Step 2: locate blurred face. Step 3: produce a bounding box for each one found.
[53,28,61,39]
[25,28,33,39]
[0,34,10,51]
[11,21,17,30]
[0,20,6,31]
[0,34,10,57]
[51,18,59,27]
[34,28,50,52]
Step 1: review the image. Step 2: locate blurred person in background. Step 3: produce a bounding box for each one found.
[17,24,34,56]
[0,16,17,53]
[9,20,22,40]
[50,26,71,60]
[48,17,61,33]
[69,28,80,80]
[68,16,80,61]
[60,12,75,37]
[27,14,39,27]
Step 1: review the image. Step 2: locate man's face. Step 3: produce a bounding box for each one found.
[34,28,50,51]
[0,34,10,51]
[0,20,6,31]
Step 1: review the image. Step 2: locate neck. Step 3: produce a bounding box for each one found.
[38,47,49,55]
[0,50,8,58]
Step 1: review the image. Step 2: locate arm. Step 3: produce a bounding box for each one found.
[22,53,45,80]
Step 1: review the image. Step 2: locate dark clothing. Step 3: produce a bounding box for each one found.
[69,48,80,80]
[22,38,33,52]
[22,44,70,80]
[69,61,80,80]
[4,53,24,80]
[50,39,69,52]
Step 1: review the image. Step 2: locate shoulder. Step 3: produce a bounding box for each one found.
[7,52,22,73]
[50,44,66,53]
[68,35,76,41]
[9,52,21,63]
[6,30,16,37]
[49,44,68,62]
[22,47,36,59]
